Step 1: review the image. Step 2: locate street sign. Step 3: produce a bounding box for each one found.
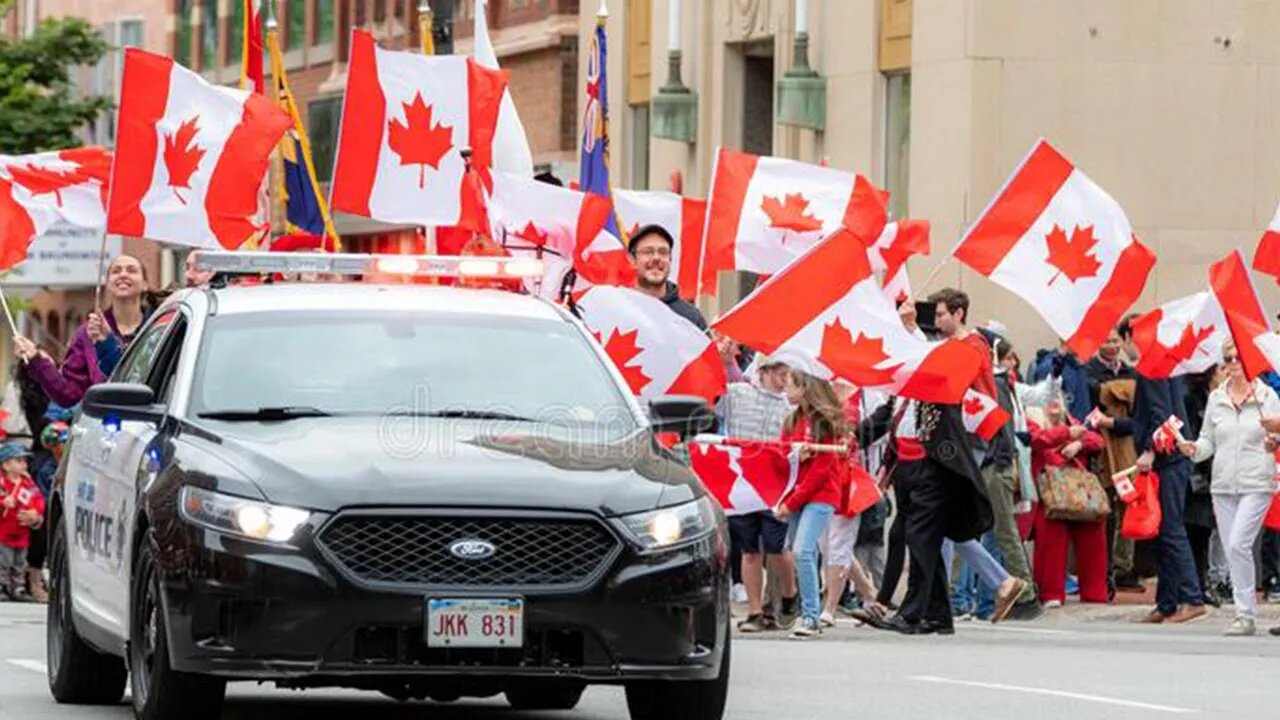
[4,225,120,288]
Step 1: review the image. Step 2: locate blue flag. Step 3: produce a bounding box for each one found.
[579,21,623,242]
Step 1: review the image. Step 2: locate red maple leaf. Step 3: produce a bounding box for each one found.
[512,221,550,248]
[689,444,738,510]
[1151,323,1215,375]
[878,220,930,281]
[963,396,986,416]
[593,328,651,395]
[1045,224,1103,286]
[818,319,903,387]
[8,165,85,206]
[761,193,823,234]
[387,93,454,189]
[163,117,206,206]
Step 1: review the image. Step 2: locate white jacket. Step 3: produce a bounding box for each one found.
[1192,380,1280,495]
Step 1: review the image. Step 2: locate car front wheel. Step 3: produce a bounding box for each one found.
[624,630,730,720]
[129,532,226,720]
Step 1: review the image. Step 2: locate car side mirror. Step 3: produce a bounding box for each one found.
[649,395,716,439]
[81,383,161,423]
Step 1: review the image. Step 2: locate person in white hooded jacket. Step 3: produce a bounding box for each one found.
[1179,340,1280,636]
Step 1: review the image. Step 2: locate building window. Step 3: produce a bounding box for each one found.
[308,96,343,181]
[201,0,218,70]
[228,0,244,65]
[176,0,194,67]
[93,19,144,146]
[287,0,306,49]
[630,104,649,190]
[314,0,335,44]
[884,72,911,220]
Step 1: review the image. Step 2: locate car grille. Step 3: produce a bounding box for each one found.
[317,513,620,590]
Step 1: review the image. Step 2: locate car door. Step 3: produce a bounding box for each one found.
[65,309,179,638]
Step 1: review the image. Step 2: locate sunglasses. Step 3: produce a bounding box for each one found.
[1223,354,1240,364]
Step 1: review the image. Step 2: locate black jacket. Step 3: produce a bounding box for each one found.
[862,399,993,542]
[985,372,1017,472]
[1086,356,1136,437]
[1132,373,1190,471]
[659,281,707,331]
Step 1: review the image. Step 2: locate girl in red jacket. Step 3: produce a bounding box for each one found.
[0,442,44,602]
[775,370,849,639]
[1029,397,1107,607]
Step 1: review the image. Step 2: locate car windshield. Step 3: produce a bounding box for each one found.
[189,310,641,441]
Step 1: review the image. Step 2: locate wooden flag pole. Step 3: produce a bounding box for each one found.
[0,282,20,338]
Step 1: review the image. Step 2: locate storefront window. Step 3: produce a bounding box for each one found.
[884,72,911,220]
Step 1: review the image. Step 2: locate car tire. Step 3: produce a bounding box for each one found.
[505,682,585,710]
[129,534,226,720]
[624,629,730,720]
[46,512,128,705]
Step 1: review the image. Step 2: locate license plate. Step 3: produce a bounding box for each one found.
[426,598,524,648]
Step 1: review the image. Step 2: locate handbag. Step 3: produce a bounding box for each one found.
[1121,471,1162,540]
[1039,461,1111,522]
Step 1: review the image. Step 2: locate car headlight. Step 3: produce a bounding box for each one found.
[178,486,310,544]
[619,497,717,551]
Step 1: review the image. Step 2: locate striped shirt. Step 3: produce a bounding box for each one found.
[716,383,791,440]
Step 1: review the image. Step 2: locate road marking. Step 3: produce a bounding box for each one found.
[6,659,46,674]
[910,675,1196,714]
[963,624,1077,636]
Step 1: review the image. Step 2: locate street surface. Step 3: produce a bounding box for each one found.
[4,602,1279,719]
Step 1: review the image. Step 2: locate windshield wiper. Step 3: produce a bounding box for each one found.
[405,409,537,422]
[197,406,333,421]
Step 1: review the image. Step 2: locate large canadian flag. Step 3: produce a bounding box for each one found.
[0,147,110,269]
[573,286,726,404]
[868,219,930,307]
[1131,291,1227,379]
[688,440,795,515]
[1252,200,1280,282]
[330,30,507,230]
[486,170,611,298]
[108,48,291,249]
[1210,249,1274,380]
[712,227,983,404]
[953,139,1156,359]
[700,148,887,296]
[613,189,706,301]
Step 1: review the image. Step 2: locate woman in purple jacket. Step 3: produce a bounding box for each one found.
[14,255,150,408]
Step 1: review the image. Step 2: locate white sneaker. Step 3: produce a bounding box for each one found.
[819,611,836,628]
[790,618,822,639]
[731,583,748,604]
[1045,600,1063,609]
[1224,618,1256,637]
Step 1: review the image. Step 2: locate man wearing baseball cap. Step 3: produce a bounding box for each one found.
[628,224,706,331]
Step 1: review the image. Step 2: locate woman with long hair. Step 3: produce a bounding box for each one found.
[1179,340,1280,636]
[775,370,848,639]
[15,255,153,406]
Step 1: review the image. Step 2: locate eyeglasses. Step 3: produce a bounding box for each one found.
[634,247,671,259]
[1223,354,1240,364]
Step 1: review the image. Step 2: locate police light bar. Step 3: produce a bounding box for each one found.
[191,251,544,279]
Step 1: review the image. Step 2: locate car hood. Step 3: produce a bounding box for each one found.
[180,417,700,516]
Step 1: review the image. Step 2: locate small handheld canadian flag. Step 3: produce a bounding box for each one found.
[1085,407,1107,430]
[1114,473,1139,503]
[1152,415,1186,455]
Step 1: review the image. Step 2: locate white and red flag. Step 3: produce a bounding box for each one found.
[1152,415,1186,455]
[329,30,507,230]
[614,189,706,301]
[700,148,887,296]
[712,227,983,404]
[1130,291,1227,379]
[689,439,795,516]
[107,48,291,249]
[961,389,1011,442]
[573,286,726,404]
[867,219,930,306]
[0,147,110,269]
[953,139,1156,359]
[1252,200,1280,283]
[486,171,612,298]
[1209,249,1274,381]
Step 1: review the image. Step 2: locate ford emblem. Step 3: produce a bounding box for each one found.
[449,539,496,560]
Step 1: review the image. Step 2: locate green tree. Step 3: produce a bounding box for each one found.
[0,14,110,154]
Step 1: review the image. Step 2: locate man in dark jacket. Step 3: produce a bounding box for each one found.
[629,224,706,331]
[1120,318,1207,624]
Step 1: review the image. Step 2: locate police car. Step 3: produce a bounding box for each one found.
[45,252,729,720]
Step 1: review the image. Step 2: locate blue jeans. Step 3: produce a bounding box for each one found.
[788,502,835,623]
[944,536,1010,593]
[952,531,1004,617]
[1156,460,1204,615]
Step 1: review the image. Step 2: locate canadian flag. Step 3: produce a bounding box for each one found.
[1085,407,1107,429]
[107,48,291,249]
[843,462,883,516]
[0,147,110,269]
[613,189,706,301]
[688,439,796,516]
[1252,199,1280,282]
[573,286,726,404]
[711,227,983,405]
[1209,249,1274,381]
[1114,472,1139,503]
[1152,415,1186,455]
[329,30,507,230]
[961,389,1011,442]
[867,219,930,307]
[953,139,1156,359]
[700,148,887,296]
[486,171,611,298]
[1131,291,1227,379]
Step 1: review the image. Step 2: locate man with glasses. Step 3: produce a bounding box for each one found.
[628,225,706,331]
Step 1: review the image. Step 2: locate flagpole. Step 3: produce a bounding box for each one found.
[0,282,21,339]
[419,0,438,261]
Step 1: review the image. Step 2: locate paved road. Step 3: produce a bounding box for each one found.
[4,602,1280,719]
